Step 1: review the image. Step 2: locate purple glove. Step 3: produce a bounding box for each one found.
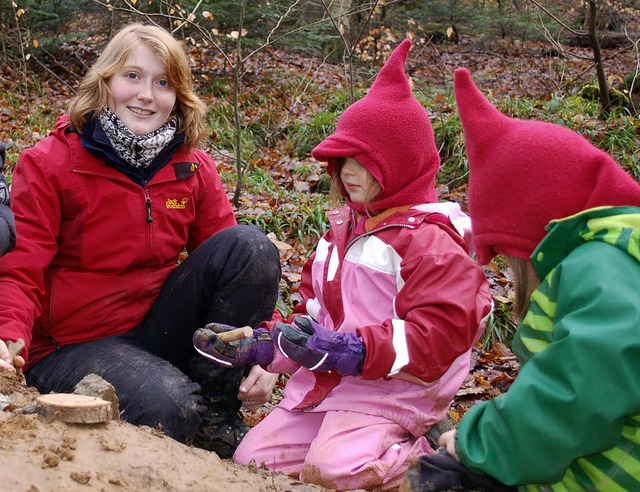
[192,323,274,368]
[272,317,365,377]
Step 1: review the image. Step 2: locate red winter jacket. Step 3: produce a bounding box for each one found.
[0,115,236,369]
[266,203,493,437]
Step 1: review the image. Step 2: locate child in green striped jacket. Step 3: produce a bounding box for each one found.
[402,68,640,492]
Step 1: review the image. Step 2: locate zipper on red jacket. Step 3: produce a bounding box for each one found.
[48,335,61,351]
[144,190,153,223]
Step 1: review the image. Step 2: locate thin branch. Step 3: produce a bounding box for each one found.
[528,0,588,37]
[265,0,304,46]
[241,17,328,62]
[352,0,381,51]
[92,0,235,66]
[28,54,78,94]
[10,1,28,85]
[624,25,639,114]
[320,0,351,55]
[531,5,594,61]
[170,0,205,33]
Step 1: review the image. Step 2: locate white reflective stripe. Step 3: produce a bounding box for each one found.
[306,298,322,320]
[389,319,409,375]
[391,443,401,451]
[194,346,233,367]
[484,299,495,322]
[315,237,330,261]
[277,331,327,370]
[396,272,405,294]
[327,246,340,282]
[345,235,401,274]
[308,352,329,371]
[276,332,292,359]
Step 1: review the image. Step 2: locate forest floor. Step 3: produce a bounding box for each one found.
[0,12,638,492]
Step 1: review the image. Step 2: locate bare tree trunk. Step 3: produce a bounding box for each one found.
[587,0,611,116]
[530,0,613,117]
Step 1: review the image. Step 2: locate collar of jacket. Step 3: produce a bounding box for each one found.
[328,204,468,251]
[79,117,185,187]
[360,205,415,232]
[532,205,640,279]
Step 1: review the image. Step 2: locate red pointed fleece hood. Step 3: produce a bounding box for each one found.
[454,67,640,265]
[312,39,440,213]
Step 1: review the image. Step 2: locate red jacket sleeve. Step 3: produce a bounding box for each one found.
[358,237,492,382]
[0,145,61,357]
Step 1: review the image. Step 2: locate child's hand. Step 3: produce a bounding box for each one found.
[193,323,274,368]
[238,366,278,412]
[272,317,365,377]
[0,340,15,371]
[0,339,25,379]
[439,429,460,461]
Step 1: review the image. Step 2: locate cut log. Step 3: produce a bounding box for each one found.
[37,393,112,424]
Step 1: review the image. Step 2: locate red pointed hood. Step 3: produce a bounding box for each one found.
[454,67,640,264]
[312,39,440,213]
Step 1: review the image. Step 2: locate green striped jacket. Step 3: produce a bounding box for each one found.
[456,206,640,491]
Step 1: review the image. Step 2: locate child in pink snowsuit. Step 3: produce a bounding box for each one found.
[193,39,492,491]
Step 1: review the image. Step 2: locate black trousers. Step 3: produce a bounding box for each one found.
[26,225,281,443]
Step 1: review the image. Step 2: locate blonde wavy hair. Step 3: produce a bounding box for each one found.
[329,158,381,216]
[507,256,541,321]
[329,159,347,208]
[68,23,207,151]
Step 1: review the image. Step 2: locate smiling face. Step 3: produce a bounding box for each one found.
[340,157,381,204]
[106,43,176,136]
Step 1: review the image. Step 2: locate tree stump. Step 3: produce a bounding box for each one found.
[36,393,112,424]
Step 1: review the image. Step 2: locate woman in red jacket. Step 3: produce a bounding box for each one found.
[0,23,280,458]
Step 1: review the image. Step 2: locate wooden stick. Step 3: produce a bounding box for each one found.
[216,326,253,342]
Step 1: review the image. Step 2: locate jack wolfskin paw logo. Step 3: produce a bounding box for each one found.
[166,197,190,209]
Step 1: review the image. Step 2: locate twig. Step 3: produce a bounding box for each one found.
[265,0,303,46]
[624,25,640,114]
[170,0,205,33]
[529,0,588,37]
[28,55,78,94]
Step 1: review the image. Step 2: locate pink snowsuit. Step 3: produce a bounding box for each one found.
[235,202,492,490]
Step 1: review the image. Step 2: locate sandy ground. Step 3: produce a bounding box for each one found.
[0,371,329,492]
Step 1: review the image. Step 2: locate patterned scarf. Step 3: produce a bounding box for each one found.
[98,107,177,169]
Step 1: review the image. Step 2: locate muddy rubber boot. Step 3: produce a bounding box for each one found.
[424,414,456,450]
[195,411,250,459]
[188,356,250,459]
[400,448,516,492]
